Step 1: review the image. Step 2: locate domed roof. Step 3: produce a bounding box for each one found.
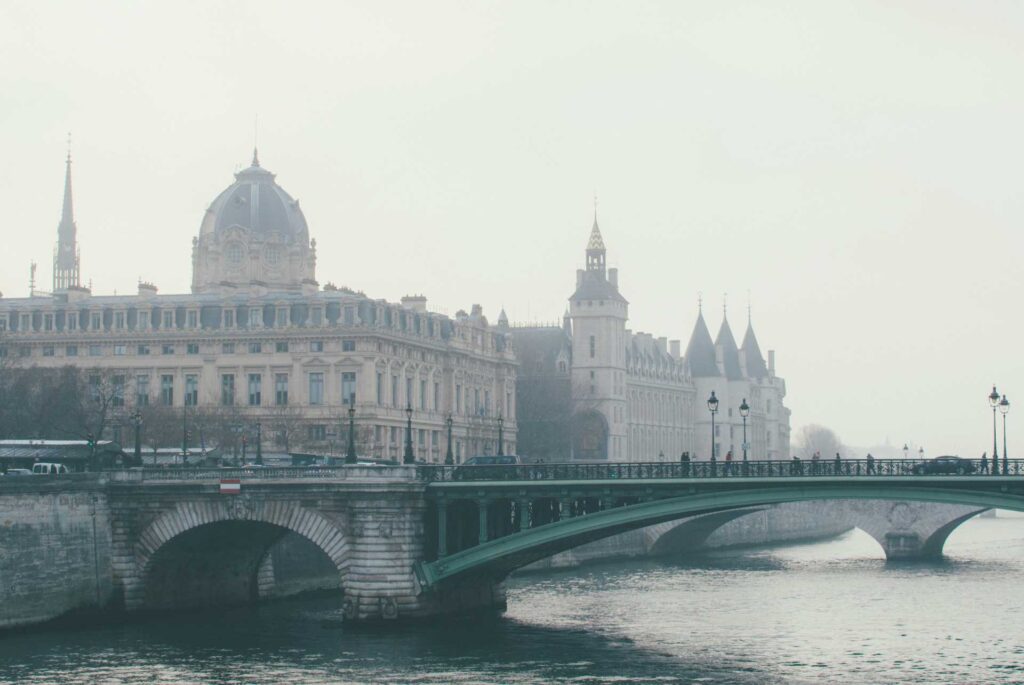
[204,149,309,244]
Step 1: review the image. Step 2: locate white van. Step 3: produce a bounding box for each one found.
[32,463,68,475]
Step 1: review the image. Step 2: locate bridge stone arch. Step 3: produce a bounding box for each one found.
[126,498,349,611]
[835,501,987,560]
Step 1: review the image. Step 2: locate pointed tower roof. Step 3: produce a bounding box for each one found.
[59,151,75,237]
[684,309,719,377]
[715,316,743,380]
[497,308,509,329]
[587,214,605,250]
[740,321,769,378]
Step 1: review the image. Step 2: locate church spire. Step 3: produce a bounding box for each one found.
[53,140,80,291]
[585,201,606,274]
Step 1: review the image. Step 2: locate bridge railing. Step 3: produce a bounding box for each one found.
[418,458,1024,482]
[106,466,387,482]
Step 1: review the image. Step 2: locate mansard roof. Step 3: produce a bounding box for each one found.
[741,323,769,378]
[570,269,628,303]
[684,311,719,377]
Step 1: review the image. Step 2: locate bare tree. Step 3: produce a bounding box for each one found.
[796,424,846,459]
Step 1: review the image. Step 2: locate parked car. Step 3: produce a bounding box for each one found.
[2,469,33,477]
[32,463,69,475]
[912,456,975,475]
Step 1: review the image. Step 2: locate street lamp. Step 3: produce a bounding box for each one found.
[181,406,189,463]
[403,403,415,464]
[989,385,1001,476]
[903,443,909,461]
[445,414,454,465]
[130,410,143,466]
[346,394,357,464]
[739,398,750,463]
[255,421,263,466]
[707,391,719,463]
[918,446,924,461]
[497,414,505,456]
[999,394,1010,474]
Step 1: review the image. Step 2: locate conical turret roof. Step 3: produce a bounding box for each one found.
[741,323,769,378]
[715,316,743,380]
[685,310,719,377]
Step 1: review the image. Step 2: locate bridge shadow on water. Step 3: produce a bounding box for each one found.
[0,591,778,685]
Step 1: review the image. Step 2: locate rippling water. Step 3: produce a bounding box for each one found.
[2,515,1024,684]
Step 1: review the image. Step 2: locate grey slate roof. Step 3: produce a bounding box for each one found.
[741,324,769,378]
[510,326,571,375]
[570,270,628,303]
[684,311,720,377]
[715,317,744,381]
[205,152,309,244]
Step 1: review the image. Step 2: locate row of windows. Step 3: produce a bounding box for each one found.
[0,302,449,337]
[7,339,354,359]
[123,371,359,408]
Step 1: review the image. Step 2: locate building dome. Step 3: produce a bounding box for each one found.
[203,150,309,244]
[191,149,317,294]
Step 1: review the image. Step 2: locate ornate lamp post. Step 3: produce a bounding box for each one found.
[739,398,750,463]
[707,391,719,463]
[255,421,263,466]
[1000,394,1010,474]
[918,446,924,461]
[346,394,357,464]
[497,414,505,456]
[989,385,1000,475]
[130,410,143,466]
[403,403,415,464]
[903,443,909,462]
[179,405,187,458]
[445,414,454,465]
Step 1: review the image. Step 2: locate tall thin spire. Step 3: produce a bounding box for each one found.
[54,138,81,291]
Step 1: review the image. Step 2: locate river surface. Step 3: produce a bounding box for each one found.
[2,514,1024,684]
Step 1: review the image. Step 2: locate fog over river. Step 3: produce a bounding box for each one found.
[1,514,1022,684]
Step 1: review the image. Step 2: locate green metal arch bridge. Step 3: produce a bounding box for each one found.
[413,458,1024,590]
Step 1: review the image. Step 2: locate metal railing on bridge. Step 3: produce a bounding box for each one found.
[418,458,1024,482]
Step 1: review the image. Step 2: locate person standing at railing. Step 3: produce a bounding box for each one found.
[724,450,733,476]
[979,452,988,474]
[680,452,690,478]
[834,452,841,475]
[866,453,875,474]
[811,451,820,475]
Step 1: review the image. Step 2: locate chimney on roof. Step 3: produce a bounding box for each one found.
[670,340,680,358]
[768,350,776,375]
[657,336,667,354]
[608,268,618,289]
[401,295,427,313]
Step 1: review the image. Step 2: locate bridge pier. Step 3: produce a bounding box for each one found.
[832,501,987,560]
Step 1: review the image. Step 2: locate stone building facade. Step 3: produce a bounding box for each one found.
[0,151,515,460]
[513,217,790,462]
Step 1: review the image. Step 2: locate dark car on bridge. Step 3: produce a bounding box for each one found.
[911,456,976,475]
[454,455,524,480]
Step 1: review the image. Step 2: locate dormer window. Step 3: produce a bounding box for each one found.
[162,310,174,329]
[223,308,235,328]
[249,307,263,328]
[186,310,198,328]
[90,312,102,330]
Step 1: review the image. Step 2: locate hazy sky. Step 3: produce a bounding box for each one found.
[2,1,1022,457]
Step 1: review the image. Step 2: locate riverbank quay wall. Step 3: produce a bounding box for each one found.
[0,477,113,629]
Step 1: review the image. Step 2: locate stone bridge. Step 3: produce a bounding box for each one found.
[1,459,1022,628]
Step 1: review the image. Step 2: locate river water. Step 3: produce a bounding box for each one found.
[2,514,1023,684]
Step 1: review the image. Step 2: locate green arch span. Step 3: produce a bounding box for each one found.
[415,484,1024,588]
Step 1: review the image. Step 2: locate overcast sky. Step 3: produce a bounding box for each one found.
[2,1,1022,457]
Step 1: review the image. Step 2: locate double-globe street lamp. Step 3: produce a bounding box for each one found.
[707,391,719,464]
[1000,394,1010,474]
[989,386,1001,475]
